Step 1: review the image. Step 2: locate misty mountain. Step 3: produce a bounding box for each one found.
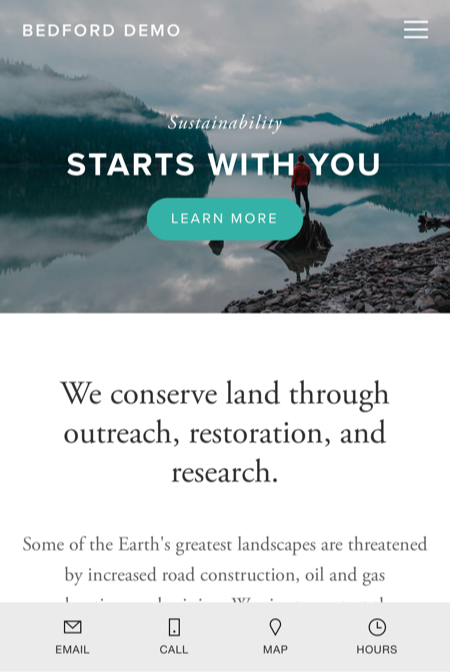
[365,112,450,162]
[278,111,450,164]
[281,112,450,164]
[0,59,212,164]
[1,60,449,166]
[0,59,161,123]
[281,112,367,132]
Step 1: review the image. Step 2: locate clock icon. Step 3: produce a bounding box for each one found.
[368,618,387,637]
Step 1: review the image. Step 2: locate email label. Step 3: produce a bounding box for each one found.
[56,645,90,655]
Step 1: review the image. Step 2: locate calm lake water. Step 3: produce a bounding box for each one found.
[0,166,449,312]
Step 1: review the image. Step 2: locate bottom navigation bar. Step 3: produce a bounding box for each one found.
[0,603,448,671]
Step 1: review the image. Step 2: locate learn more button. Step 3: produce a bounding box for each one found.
[147,198,302,241]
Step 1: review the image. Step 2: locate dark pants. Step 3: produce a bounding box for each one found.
[295,185,310,213]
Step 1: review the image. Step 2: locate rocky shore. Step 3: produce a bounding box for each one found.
[223,231,450,314]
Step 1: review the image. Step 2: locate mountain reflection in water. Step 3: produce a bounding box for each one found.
[0,166,449,312]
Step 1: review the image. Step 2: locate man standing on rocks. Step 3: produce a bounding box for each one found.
[291,154,311,216]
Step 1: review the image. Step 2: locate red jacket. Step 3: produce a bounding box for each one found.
[291,162,311,188]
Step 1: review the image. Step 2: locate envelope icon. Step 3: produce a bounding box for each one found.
[64,620,82,635]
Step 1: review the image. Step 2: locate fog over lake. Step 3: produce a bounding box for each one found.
[207,123,374,155]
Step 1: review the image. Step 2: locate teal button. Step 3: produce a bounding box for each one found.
[147,198,302,241]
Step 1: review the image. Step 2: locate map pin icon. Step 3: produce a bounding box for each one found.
[270,618,282,636]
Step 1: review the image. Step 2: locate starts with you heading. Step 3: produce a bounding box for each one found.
[67,152,380,177]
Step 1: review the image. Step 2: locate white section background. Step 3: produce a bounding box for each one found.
[0,315,448,604]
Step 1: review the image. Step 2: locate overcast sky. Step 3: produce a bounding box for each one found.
[0,0,449,124]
